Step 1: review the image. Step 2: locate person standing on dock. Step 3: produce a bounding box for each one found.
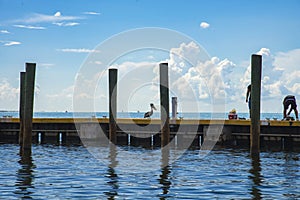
[283,95,299,120]
[245,84,251,118]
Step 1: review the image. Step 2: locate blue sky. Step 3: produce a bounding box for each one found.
[0,0,300,114]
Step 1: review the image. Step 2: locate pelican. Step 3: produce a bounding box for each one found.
[144,103,157,118]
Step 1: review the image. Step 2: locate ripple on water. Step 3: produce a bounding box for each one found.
[0,144,299,199]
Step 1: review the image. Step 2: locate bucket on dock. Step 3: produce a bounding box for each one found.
[228,108,238,120]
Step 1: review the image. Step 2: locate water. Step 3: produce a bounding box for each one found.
[0,111,284,120]
[1,111,299,199]
[0,144,299,199]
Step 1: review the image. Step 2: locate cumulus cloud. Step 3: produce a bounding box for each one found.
[0,80,19,100]
[240,47,300,104]
[54,12,61,17]
[13,24,46,30]
[0,83,18,110]
[166,42,235,104]
[200,22,210,29]
[68,41,300,113]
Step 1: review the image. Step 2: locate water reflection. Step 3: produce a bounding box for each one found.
[249,155,262,200]
[14,150,35,199]
[105,144,119,200]
[283,152,299,198]
[158,147,172,199]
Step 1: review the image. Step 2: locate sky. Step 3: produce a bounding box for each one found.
[0,0,300,114]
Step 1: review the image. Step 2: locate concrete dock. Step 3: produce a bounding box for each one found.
[1,118,299,150]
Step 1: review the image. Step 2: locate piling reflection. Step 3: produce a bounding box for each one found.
[158,147,172,199]
[14,149,35,199]
[249,155,262,200]
[105,144,119,200]
[283,152,298,197]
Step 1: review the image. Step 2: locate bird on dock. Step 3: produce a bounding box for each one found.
[144,103,157,118]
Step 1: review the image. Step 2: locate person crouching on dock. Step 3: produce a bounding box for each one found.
[283,95,299,121]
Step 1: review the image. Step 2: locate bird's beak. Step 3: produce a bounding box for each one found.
[153,105,157,110]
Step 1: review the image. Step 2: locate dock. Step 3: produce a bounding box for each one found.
[1,118,299,150]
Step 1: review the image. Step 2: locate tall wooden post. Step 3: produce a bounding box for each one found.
[250,55,262,156]
[171,97,177,119]
[19,72,26,146]
[160,63,170,147]
[23,63,36,152]
[109,68,118,144]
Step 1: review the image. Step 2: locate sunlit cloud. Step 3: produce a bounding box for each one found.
[13,24,46,30]
[53,22,79,27]
[0,80,19,100]
[240,47,300,101]
[200,22,210,29]
[54,11,61,17]
[40,63,55,68]
[15,12,83,24]
[0,30,10,34]
[57,48,100,53]
[1,41,21,46]
[83,11,101,15]
[46,85,74,99]
[93,61,103,65]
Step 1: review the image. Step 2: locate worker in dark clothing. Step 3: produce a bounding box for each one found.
[283,95,299,120]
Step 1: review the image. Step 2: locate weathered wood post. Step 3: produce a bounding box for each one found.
[171,97,177,119]
[23,63,36,152]
[160,63,170,147]
[19,72,26,146]
[109,68,118,144]
[250,55,262,156]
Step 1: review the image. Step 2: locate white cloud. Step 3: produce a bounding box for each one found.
[13,24,46,30]
[0,80,19,110]
[83,11,101,15]
[54,12,61,17]
[1,41,21,46]
[46,85,74,99]
[53,22,79,27]
[166,42,234,104]
[62,22,79,26]
[0,80,19,100]
[40,63,55,68]
[15,12,83,24]
[37,85,74,111]
[57,48,100,53]
[200,22,210,29]
[0,30,10,34]
[168,45,300,112]
[240,47,300,103]
[274,49,300,72]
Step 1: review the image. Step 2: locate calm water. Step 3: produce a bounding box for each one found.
[1,144,299,199]
[1,112,299,199]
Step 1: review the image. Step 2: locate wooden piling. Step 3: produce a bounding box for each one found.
[250,55,262,156]
[19,72,26,146]
[160,63,170,147]
[22,63,36,152]
[109,68,118,144]
[171,97,177,119]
